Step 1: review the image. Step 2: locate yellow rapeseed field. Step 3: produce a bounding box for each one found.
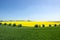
[1,21,60,27]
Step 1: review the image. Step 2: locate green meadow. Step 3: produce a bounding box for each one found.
[0,25,60,40]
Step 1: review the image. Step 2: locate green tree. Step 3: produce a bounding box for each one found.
[42,24,45,27]
[18,24,22,27]
[34,24,39,28]
[13,23,16,27]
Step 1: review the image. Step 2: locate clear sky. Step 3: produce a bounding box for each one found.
[0,0,60,21]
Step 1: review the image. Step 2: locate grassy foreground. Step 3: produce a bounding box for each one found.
[0,25,60,40]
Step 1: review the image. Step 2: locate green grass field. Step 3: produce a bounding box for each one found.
[0,25,60,40]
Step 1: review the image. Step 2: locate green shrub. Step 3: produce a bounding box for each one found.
[4,23,7,25]
[13,23,16,27]
[58,24,60,26]
[54,24,57,27]
[49,24,51,27]
[39,25,41,27]
[8,23,11,26]
[42,24,45,27]
[18,24,22,27]
[0,23,2,25]
[34,24,39,28]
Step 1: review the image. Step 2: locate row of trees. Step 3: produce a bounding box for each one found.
[0,23,60,27]
[0,23,22,27]
[34,24,60,28]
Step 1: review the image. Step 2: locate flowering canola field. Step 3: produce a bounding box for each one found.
[1,21,60,27]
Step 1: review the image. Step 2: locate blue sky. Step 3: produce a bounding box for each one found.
[0,0,60,21]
